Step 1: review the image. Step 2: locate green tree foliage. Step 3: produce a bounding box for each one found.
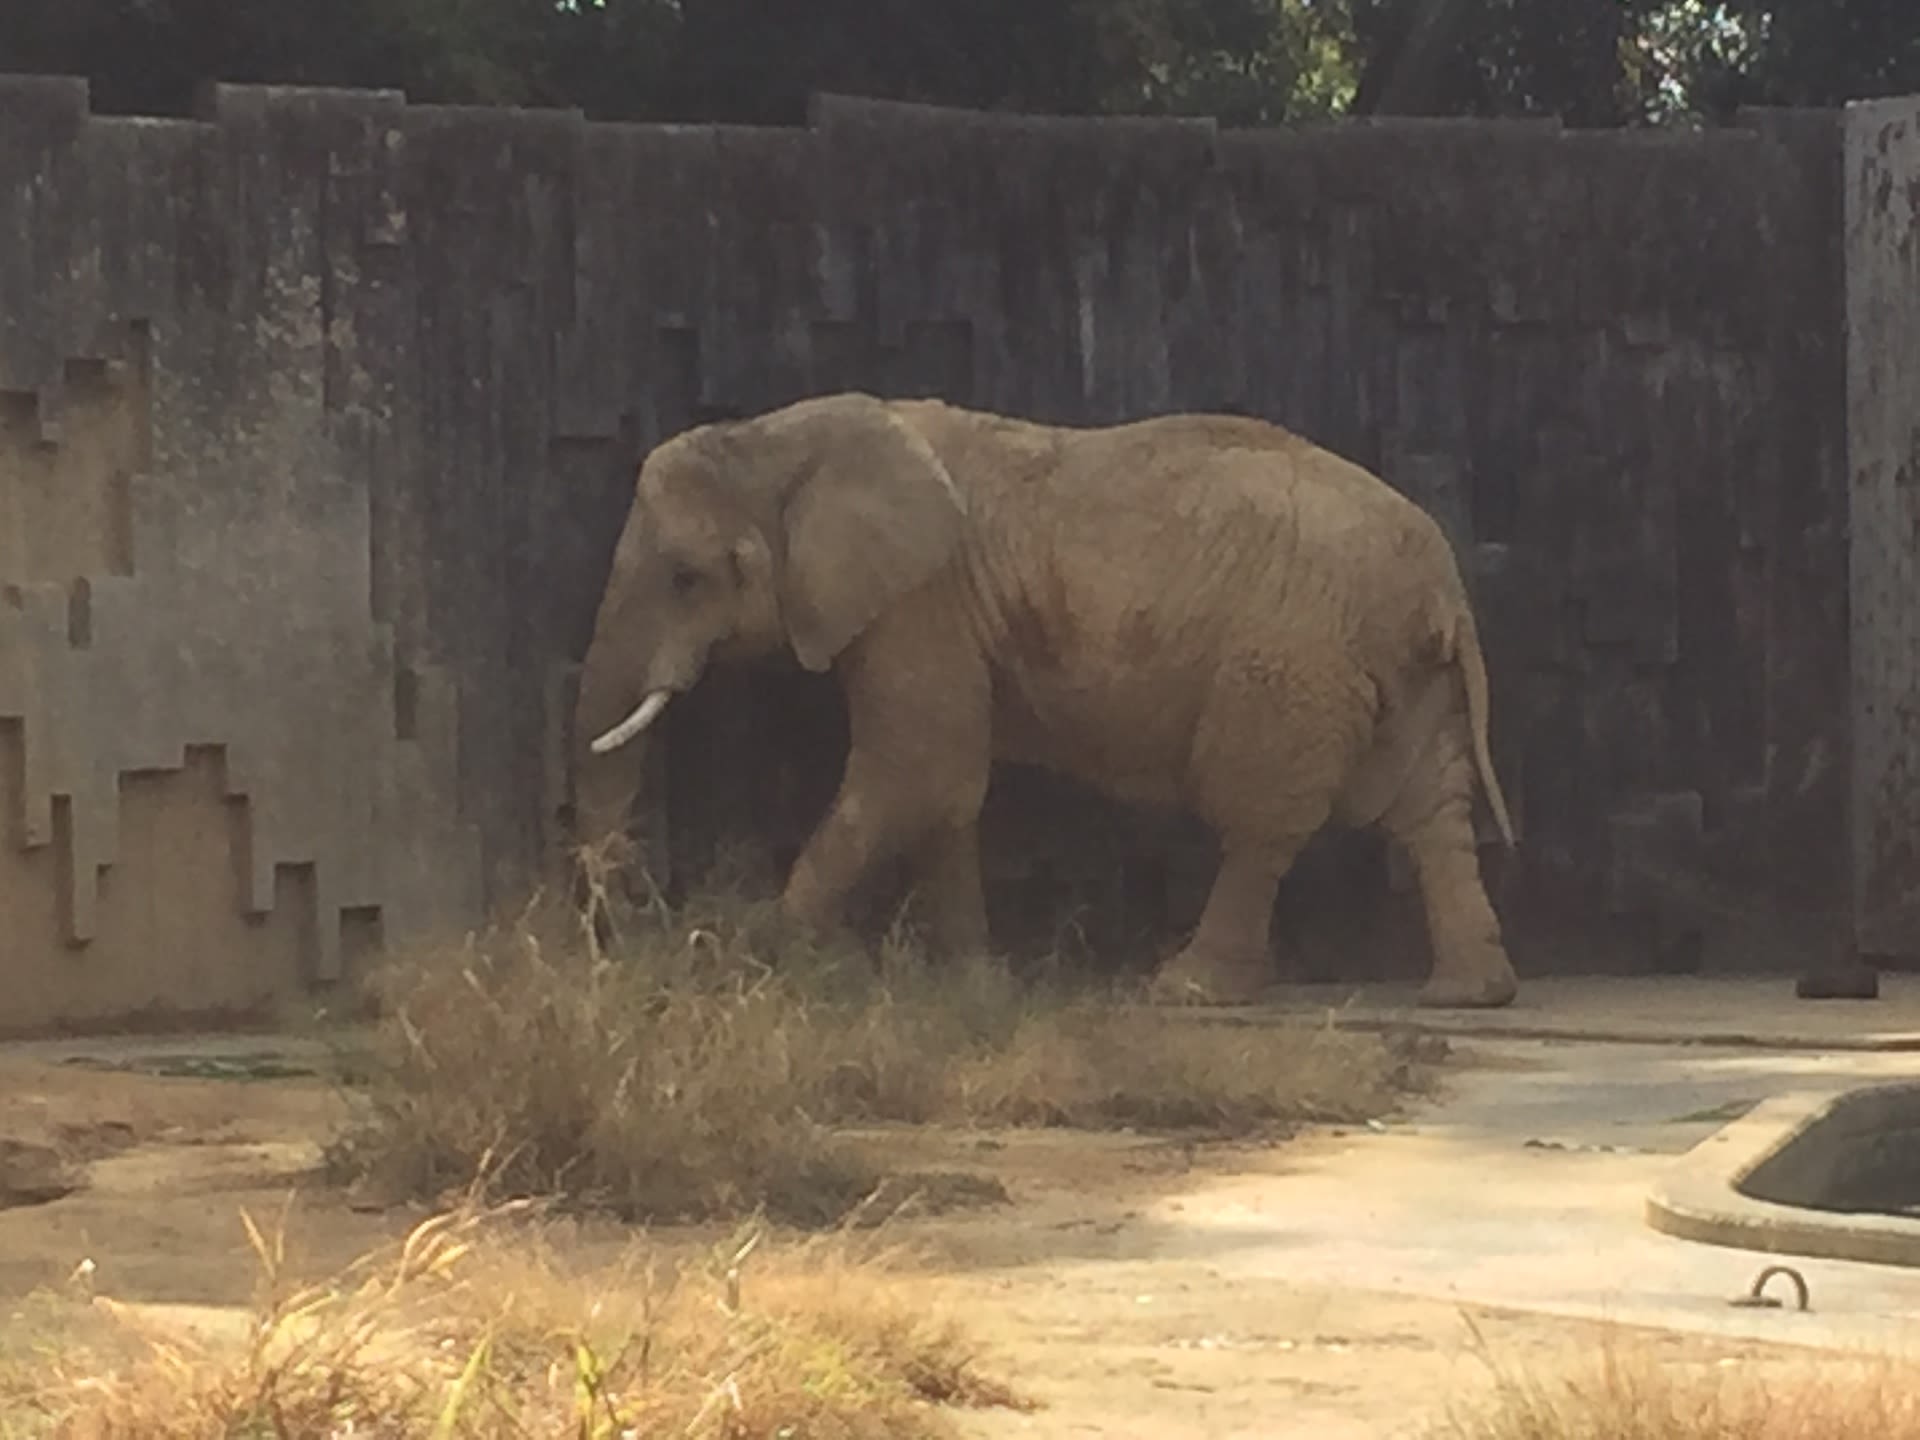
[1075,0,1358,123]
[532,0,1353,126]
[1349,0,1635,124]
[1721,0,1920,108]
[1343,0,1918,125]
[18,0,424,111]
[0,0,1914,127]
[0,0,1354,122]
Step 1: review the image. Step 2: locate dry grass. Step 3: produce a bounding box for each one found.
[0,1201,1025,1440]
[1433,1324,1920,1439]
[326,850,1429,1224]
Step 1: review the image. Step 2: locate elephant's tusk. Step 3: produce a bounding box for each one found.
[589,690,671,754]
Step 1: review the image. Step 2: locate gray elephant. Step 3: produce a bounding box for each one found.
[574,392,1519,1009]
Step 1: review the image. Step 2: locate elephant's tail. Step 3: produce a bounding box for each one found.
[1449,604,1516,848]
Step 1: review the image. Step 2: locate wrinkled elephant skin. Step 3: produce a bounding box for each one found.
[574,393,1520,1010]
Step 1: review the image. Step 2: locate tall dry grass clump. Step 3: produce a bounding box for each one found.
[1433,1326,1920,1440]
[326,882,884,1224]
[327,845,1430,1223]
[0,1201,1024,1439]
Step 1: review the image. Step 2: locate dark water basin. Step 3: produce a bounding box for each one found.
[1646,1081,1920,1268]
[1738,1081,1920,1220]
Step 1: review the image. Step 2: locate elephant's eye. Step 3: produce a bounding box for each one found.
[669,564,702,598]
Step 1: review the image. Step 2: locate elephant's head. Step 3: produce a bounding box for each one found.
[571,392,968,846]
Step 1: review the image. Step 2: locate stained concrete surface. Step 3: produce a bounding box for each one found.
[1143,1032,1920,1352]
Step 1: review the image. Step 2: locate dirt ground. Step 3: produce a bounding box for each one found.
[0,1047,1846,1439]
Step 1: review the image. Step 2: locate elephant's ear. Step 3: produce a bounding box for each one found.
[775,400,966,673]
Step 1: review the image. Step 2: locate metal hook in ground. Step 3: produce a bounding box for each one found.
[1728,1264,1811,1312]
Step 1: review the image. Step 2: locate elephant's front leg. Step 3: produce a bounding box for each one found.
[781,626,992,950]
[783,759,990,947]
[780,746,918,938]
[912,819,990,957]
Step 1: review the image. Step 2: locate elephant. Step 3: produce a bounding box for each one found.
[573,391,1520,1009]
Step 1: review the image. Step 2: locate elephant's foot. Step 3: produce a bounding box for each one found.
[1416,955,1519,1010]
[778,891,825,934]
[912,879,992,961]
[1146,945,1272,1007]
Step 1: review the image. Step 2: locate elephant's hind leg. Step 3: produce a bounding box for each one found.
[1379,719,1518,1010]
[1150,666,1359,1007]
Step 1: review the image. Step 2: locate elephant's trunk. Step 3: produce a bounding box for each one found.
[570,653,653,857]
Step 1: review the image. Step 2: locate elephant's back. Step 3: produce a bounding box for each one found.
[1029,412,1424,535]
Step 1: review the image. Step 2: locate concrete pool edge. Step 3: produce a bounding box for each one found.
[1160,975,1920,1054]
[1646,1085,1920,1270]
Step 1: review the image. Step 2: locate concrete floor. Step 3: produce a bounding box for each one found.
[1149,1031,1920,1351]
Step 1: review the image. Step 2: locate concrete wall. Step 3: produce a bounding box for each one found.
[0,78,1865,1031]
[0,79,481,1033]
[1844,96,1920,963]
